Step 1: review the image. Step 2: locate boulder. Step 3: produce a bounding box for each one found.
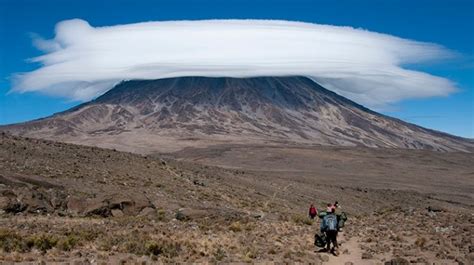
[319,254,329,262]
[68,193,154,217]
[67,196,88,215]
[0,188,70,214]
[361,252,373,259]
[467,253,474,263]
[20,190,54,213]
[252,212,264,219]
[0,195,27,213]
[49,190,68,210]
[0,196,11,210]
[138,207,155,217]
[83,198,111,217]
[175,208,208,221]
[426,206,444,212]
[176,210,189,221]
[193,180,206,187]
[108,196,134,211]
[0,190,21,213]
[127,196,153,215]
[111,209,124,217]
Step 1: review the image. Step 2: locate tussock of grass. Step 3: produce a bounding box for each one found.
[244,246,257,260]
[28,234,59,252]
[98,232,181,258]
[0,228,102,254]
[213,247,226,261]
[157,209,166,221]
[291,215,313,226]
[415,237,427,248]
[229,221,242,232]
[0,229,29,253]
[57,235,80,251]
[0,230,60,253]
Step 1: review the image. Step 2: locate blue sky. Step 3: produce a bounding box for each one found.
[0,0,473,137]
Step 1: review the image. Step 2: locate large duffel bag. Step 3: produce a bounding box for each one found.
[314,233,327,248]
[337,212,348,228]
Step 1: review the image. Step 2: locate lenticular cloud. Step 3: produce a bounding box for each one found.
[13,19,457,107]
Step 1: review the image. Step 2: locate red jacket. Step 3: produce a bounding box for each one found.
[309,206,317,216]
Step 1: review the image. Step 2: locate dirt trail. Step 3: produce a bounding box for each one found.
[323,232,371,265]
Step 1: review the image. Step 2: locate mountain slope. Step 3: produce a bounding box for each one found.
[1,76,472,153]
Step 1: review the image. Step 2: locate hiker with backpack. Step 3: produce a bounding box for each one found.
[322,207,339,254]
[309,204,318,219]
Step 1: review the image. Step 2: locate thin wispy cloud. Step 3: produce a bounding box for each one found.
[13,19,457,108]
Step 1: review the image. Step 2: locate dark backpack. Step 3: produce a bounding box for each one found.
[324,214,338,231]
[339,212,347,221]
[314,233,327,248]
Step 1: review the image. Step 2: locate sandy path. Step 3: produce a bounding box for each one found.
[323,232,373,265]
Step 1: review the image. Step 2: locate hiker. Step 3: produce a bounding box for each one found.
[322,207,339,254]
[309,204,317,219]
[326,203,334,212]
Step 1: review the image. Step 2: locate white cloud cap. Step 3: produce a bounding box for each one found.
[13,19,457,107]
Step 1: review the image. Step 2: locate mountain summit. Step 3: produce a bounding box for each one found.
[2,76,472,153]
